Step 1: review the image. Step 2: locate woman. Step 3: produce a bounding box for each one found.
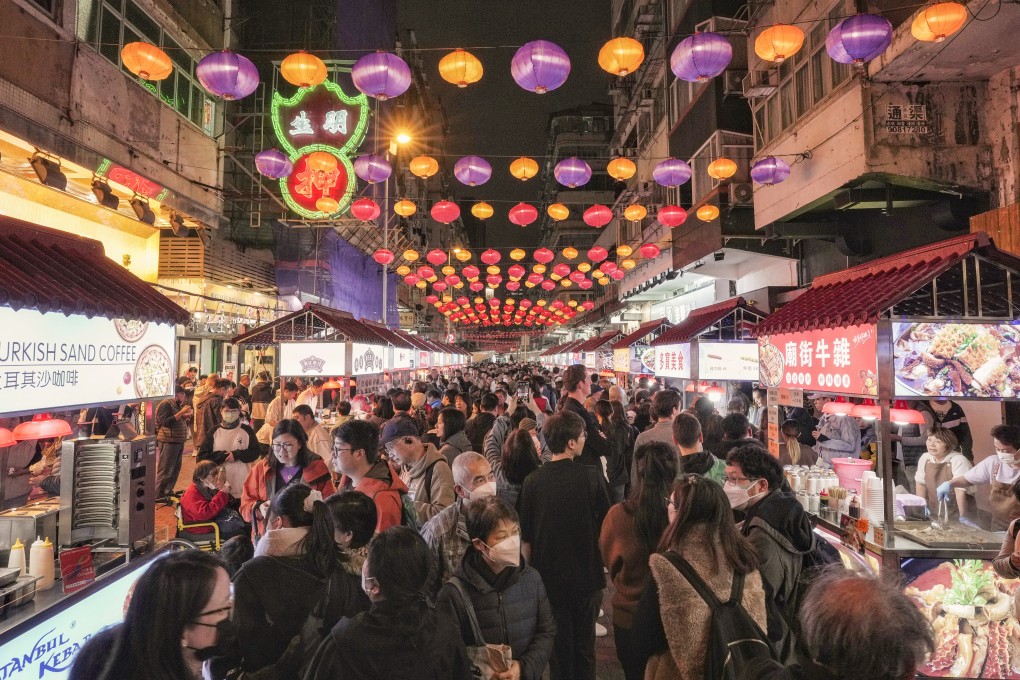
[70,551,233,680]
[633,402,652,433]
[304,526,472,680]
[496,429,540,509]
[325,490,377,569]
[531,380,549,413]
[179,461,246,540]
[454,393,472,419]
[438,496,556,680]
[633,475,768,680]
[232,484,370,677]
[600,442,678,680]
[241,419,335,538]
[368,397,394,427]
[595,399,631,504]
[438,407,473,465]
[915,427,972,520]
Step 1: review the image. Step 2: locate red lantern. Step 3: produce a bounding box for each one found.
[351,197,381,221]
[417,266,435,280]
[520,299,533,309]
[527,272,543,285]
[639,243,661,259]
[506,281,521,291]
[425,294,439,304]
[475,303,487,311]
[445,274,461,286]
[489,298,501,307]
[579,279,593,289]
[431,200,461,224]
[470,281,484,292]
[403,274,419,285]
[433,282,448,292]
[552,263,570,277]
[486,274,502,286]
[508,202,539,226]
[463,265,480,280]
[611,270,625,280]
[372,248,395,265]
[588,246,608,262]
[582,301,595,310]
[601,261,618,274]
[480,249,501,265]
[457,296,469,306]
[569,270,586,283]
[533,248,554,264]
[583,204,613,227]
[658,205,688,228]
[541,280,556,291]
[551,300,565,310]
[507,264,526,279]
[426,248,447,265]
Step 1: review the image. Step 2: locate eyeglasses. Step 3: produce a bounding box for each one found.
[193,594,234,624]
[384,436,415,452]
[271,442,295,453]
[723,476,760,486]
[332,446,353,456]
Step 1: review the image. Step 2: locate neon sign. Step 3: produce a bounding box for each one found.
[95,159,169,202]
[270,79,369,219]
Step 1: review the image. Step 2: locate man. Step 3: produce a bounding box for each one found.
[333,420,407,532]
[260,381,298,446]
[176,366,198,389]
[559,364,610,476]
[442,388,459,408]
[382,417,455,523]
[748,388,766,434]
[249,371,274,434]
[420,452,496,583]
[672,412,726,484]
[725,444,814,662]
[296,378,325,410]
[292,404,332,467]
[197,397,260,498]
[634,389,681,456]
[718,413,760,458]
[537,374,557,412]
[808,394,861,467]
[464,392,499,453]
[194,378,230,450]
[426,389,443,411]
[333,401,353,427]
[608,385,628,406]
[155,385,192,498]
[391,390,413,418]
[234,374,251,409]
[519,411,609,680]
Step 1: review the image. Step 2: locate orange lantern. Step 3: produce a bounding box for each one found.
[577,262,592,272]
[598,37,645,77]
[306,151,338,173]
[455,249,472,262]
[396,265,411,276]
[438,48,483,87]
[121,42,173,81]
[409,155,439,179]
[486,265,501,275]
[442,265,456,276]
[697,204,720,221]
[562,247,579,260]
[912,2,967,42]
[394,199,417,217]
[316,196,340,213]
[623,204,647,222]
[533,264,547,274]
[617,244,633,257]
[707,158,738,180]
[471,201,494,220]
[547,203,569,221]
[415,280,428,289]
[510,248,526,261]
[607,157,637,181]
[510,156,539,181]
[754,24,805,63]
[280,51,328,88]
[621,258,636,270]
[402,249,420,262]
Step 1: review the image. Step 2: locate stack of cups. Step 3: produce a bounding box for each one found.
[864,476,884,525]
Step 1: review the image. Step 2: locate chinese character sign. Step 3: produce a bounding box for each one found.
[351,343,387,376]
[758,324,878,396]
[653,343,692,380]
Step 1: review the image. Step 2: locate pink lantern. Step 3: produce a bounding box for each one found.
[470,281,484,292]
[520,299,533,309]
[426,249,447,266]
[486,274,502,286]
[431,200,461,224]
[507,264,526,279]
[582,301,595,310]
[583,204,613,228]
[433,282,448,292]
[445,274,461,286]
[462,265,480,280]
[534,248,554,264]
[508,202,539,226]
[551,300,565,310]
[639,243,661,258]
[506,281,521,291]
[601,261,618,273]
[588,246,609,262]
[417,266,435,279]
[658,205,688,228]
[489,298,501,307]
[426,294,439,304]
[372,248,394,265]
[579,279,593,290]
[403,274,419,286]
[480,249,501,265]
[527,272,544,285]
[350,198,381,221]
[569,270,586,283]
[552,263,571,277]
[456,296,470,306]
[541,280,556,291]
[610,270,625,281]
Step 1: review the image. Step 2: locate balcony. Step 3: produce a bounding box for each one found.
[687,130,754,207]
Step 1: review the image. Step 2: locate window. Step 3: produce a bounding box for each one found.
[76,0,216,136]
[28,0,55,14]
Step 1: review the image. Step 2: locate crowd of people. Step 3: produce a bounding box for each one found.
[73,361,943,680]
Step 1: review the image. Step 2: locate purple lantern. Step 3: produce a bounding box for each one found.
[197,51,260,100]
[750,156,791,185]
[351,51,411,100]
[255,149,293,180]
[453,156,492,186]
[826,14,893,64]
[353,154,392,183]
[652,158,692,187]
[669,32,732,83]
[511,40,571,94]
[554,157,592,188]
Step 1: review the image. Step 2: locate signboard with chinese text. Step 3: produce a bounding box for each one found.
[654,343,692,380]
[757,324,878,396]
[613,348,629,373]
[390,345,413,371]
[351,343,386,375]
[418,350,431,369]
[698,342,760,382]
[584,351,596,368]
[598,350,615,374]
[0,308,176,416]
[95,158,169,201]
[279,342,346,377]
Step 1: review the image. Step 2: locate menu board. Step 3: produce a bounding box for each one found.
[893,321,1020,398]
[698,342,760,382]
[654,343,692,380]
[351,343,386,375]
[279,342,346,377]
[757,324,878,396]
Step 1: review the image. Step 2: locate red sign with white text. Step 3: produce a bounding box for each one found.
[757,324,878,396]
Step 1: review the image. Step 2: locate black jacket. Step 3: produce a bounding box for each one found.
[304,599,472,680]
[561,397,610,471]
[465,412,497,453]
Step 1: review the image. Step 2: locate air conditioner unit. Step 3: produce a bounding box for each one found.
[723,70,747,96]
[729,183,754,205]
[742,70,778,98]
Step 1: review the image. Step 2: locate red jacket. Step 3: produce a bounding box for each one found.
[240,457,335,536]
[339,460,408,533]
[180,482,230,534]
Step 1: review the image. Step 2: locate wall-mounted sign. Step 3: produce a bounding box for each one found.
[418,350,431,369]
[584,352,596,368]
[654,343,692,380]
[0,308,175,416]
[278,342,346,377]
[391,346,413,371]
[893,321,1020,398]
[884,102,928,135]
[613,348,629,373]
[95,158,170,202]
[351,343,386,375]
[270,79,369,220]
[758,324,878,396]
[698,342,760,382]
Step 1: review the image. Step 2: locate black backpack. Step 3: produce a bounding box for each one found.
[662,551,776,680]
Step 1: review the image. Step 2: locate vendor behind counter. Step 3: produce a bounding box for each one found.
[938,424,1020,531]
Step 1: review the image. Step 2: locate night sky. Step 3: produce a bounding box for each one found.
[397,0,613,249]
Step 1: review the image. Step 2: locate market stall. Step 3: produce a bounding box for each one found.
[390,328,436,382]
[360,319,418,389]
[612,318,672,390]
[575,330,624,377]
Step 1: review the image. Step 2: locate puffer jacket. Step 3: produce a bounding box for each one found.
[439,430,474,465]
[438,549,556,680]
[399,443,455,523]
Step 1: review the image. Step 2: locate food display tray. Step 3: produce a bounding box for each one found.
[896,521,1003,550]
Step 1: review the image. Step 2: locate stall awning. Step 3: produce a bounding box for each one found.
[754,232,1020,336]
[651,298,766,346]
[612,318,671,350]
[359,319,416,350]
[574,331,624,353]
[0,215,188,324]
[231,303,388,345]
[391,329,434,353]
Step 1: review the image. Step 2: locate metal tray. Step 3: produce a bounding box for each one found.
[895,521,1003,550]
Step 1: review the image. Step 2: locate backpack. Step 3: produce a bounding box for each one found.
[662,551,776,680]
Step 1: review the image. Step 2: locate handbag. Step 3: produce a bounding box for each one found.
[448,576,512,679]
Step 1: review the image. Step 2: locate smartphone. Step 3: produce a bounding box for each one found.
[516,381,530,400]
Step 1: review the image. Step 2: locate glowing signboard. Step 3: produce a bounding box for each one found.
[757,324,878,396]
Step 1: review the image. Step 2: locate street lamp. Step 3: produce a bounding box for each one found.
[396,132,412,145]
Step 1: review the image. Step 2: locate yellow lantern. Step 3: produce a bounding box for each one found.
[427,275,438,283]
[510,157,539,181]
[533,264,547,274]
[607,157,637,181]
[598,37,645,77]
[486,266,500,276]
[568,300,579,307]
[454,282,465,289]
[455,249,472,262]
[912,2,967,42]
[316,196,339,213]
[550,273,562,281]
[579,263,593,274]
[438,48,483,87]
[547,203,569,221]
[562,247,578,260]
[624,204,647,222]
[598,277,610,285]
[505,299,516,306]
[510,248,526,261]
[525,281,536,288]
[561,279,573,287]
[416,280,428,289]
[409,155,439,179]
[754,25,805,63]
[394,199,417,217]
[621,258,636,270]
[537,300,547,306]
[306,151,338,173]
[471,201,494,219]
[707,158,738,180]
[280,51,328,88]
[617,244,633,257]
[403,249,420,262]
[396,265,411,276]
[697,205,720,221]
[121,42,173,80]
[442,265,456,276]
[474,297,484,304]
[443,294,453,303]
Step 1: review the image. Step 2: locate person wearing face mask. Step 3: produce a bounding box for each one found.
[725,444,813,662]
[439,496,556,680]
[179,461,247,540]
[422,452,497,584]
[938,424,1020,530]
[70,551,235,680]
[198,398,261,499]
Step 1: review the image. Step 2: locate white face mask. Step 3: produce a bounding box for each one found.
[997,451,1019,467]
[221,410,240,424]
[724,481,767,510]
[469,480,497,500]
[482,534,521,569]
